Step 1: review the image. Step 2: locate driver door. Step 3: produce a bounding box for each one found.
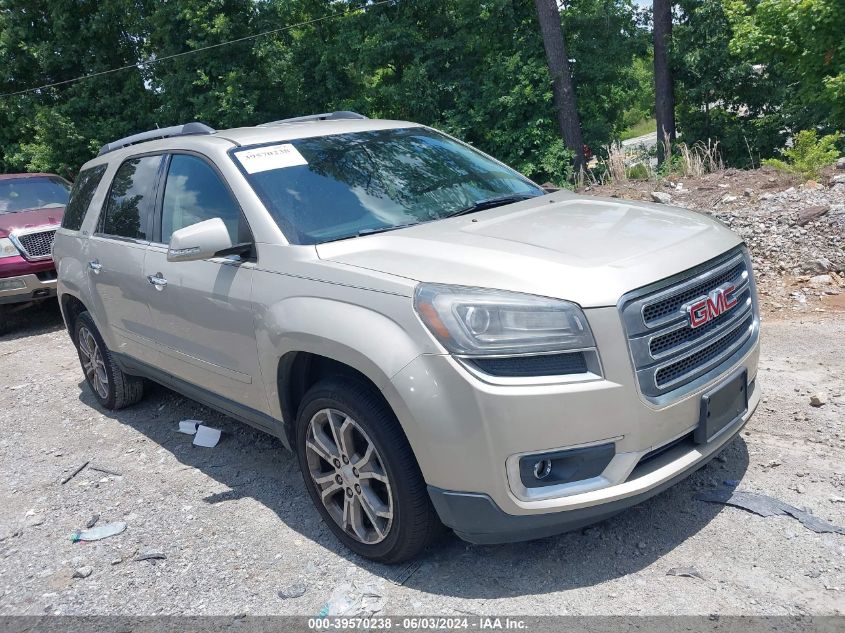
[142,153,266,409]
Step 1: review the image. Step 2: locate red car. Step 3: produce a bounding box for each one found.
[0,173,71,311]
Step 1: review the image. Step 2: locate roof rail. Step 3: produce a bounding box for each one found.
[258,111,368,127]
[97,122,216,156]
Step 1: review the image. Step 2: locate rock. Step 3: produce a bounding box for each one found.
[722,195,738,203]
[808,274,833,288]
[743,188,753,197]
[809,393,827,407]
[796,205,829,226]
[72,566,93,579]
[278,583,307,600]
[837,157,845,170]
[801,258,833,274]
[650,191,672,204]
[831,174,845,186]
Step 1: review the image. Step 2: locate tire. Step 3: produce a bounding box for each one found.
[296,377,440,563]
[73,311,145,410]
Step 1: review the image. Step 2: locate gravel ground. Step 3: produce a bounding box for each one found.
[0,302,843,616]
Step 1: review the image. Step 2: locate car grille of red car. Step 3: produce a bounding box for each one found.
[15,228,57,261]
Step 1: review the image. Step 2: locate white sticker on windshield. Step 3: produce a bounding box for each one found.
[235,143,308,173]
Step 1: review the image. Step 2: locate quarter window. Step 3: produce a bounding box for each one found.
[62,165,107,231]
[100,155,162,240]
[161,154,243,244]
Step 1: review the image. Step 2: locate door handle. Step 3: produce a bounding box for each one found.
[147,274,168,290]
[88,260,102,274]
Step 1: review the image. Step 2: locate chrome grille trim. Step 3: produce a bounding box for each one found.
[9,225,60,261]
[619,247,759,403]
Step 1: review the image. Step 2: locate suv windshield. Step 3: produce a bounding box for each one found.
[0,176,70,215]
[233,127,543,244]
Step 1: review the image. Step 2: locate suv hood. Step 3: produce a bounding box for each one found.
[0,207,64,238]
[316,193,742,307]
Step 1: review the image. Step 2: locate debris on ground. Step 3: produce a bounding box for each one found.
[24,510,45,527]
[193,425,221,448]
[277,583,307,600]
[698,488,845,535]
[89,465,122,477]
[809,392,828,407]
[134,550,166,562]
[72,566,93,579]
[85,514,99,529]
[667,566,705,580]
[70,521,127,543]
[178,420,202,435]
[61,460,90,484]
[318,581,386,617]
[391,560,423,586]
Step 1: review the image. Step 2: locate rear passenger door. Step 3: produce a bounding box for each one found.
[143,153,265,409]
[87,154,163,365]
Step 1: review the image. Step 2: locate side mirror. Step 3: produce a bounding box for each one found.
[167,218,234,263]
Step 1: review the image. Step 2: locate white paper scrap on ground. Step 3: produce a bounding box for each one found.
[193,425,222,448]
[235,144,308,174]
[178,420,201,435]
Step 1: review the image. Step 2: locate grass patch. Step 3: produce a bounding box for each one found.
[621,118,656,141]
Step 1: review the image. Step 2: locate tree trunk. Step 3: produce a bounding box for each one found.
[653,0,676,166]
[534,0,585,175]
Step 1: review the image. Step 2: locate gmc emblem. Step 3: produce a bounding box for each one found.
[687,284,738,329]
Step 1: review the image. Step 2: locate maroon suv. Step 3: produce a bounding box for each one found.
[0,173,70,309]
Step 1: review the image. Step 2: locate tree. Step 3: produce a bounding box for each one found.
[0,0,158,176]
[653,0,676,165]
[534,0,585,173]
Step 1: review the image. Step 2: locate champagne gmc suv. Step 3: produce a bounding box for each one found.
[53,113,760,563]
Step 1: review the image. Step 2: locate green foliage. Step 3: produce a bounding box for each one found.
[674,0,844,168]
[725,0,845,131]
[762,130,843,180]
[625,162,651,180]
[2,0,840,181]
[0,0,651,183]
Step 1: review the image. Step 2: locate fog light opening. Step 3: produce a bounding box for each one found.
[533,459,552,480]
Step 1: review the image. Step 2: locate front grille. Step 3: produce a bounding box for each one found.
[654,313,754,387]
[643,262,745,325]
[13,228,57,260]
[620,249,759,401]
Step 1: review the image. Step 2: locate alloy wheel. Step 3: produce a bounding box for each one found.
[304,408,394,544]
[78,326,109,399]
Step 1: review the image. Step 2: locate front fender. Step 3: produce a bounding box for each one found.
[255,293,436,424]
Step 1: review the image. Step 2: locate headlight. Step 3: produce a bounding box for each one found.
[0,237,20,259]
[414,283,596,356]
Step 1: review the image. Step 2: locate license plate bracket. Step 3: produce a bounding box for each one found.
[695,367,748,444]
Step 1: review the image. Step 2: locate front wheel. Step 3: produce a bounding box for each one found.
[74,311,145,410]
[296,378,439,563]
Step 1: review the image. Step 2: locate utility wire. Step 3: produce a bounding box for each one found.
[0,0,394,98]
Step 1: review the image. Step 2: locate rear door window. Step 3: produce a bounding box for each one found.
[99,155,163,241]
[62,165,108,231]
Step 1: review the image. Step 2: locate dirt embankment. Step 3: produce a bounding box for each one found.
[582,165,845,316]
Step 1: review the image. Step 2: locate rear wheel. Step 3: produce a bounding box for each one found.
[296,377,439,563]
[73,311,144,410]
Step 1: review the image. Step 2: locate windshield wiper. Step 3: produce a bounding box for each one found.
[356,223,419,237]
[448,193,538,218]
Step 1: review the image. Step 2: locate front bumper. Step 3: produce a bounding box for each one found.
[0,266,58,305]
[388,306,760,542]
[428,394,755,543]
